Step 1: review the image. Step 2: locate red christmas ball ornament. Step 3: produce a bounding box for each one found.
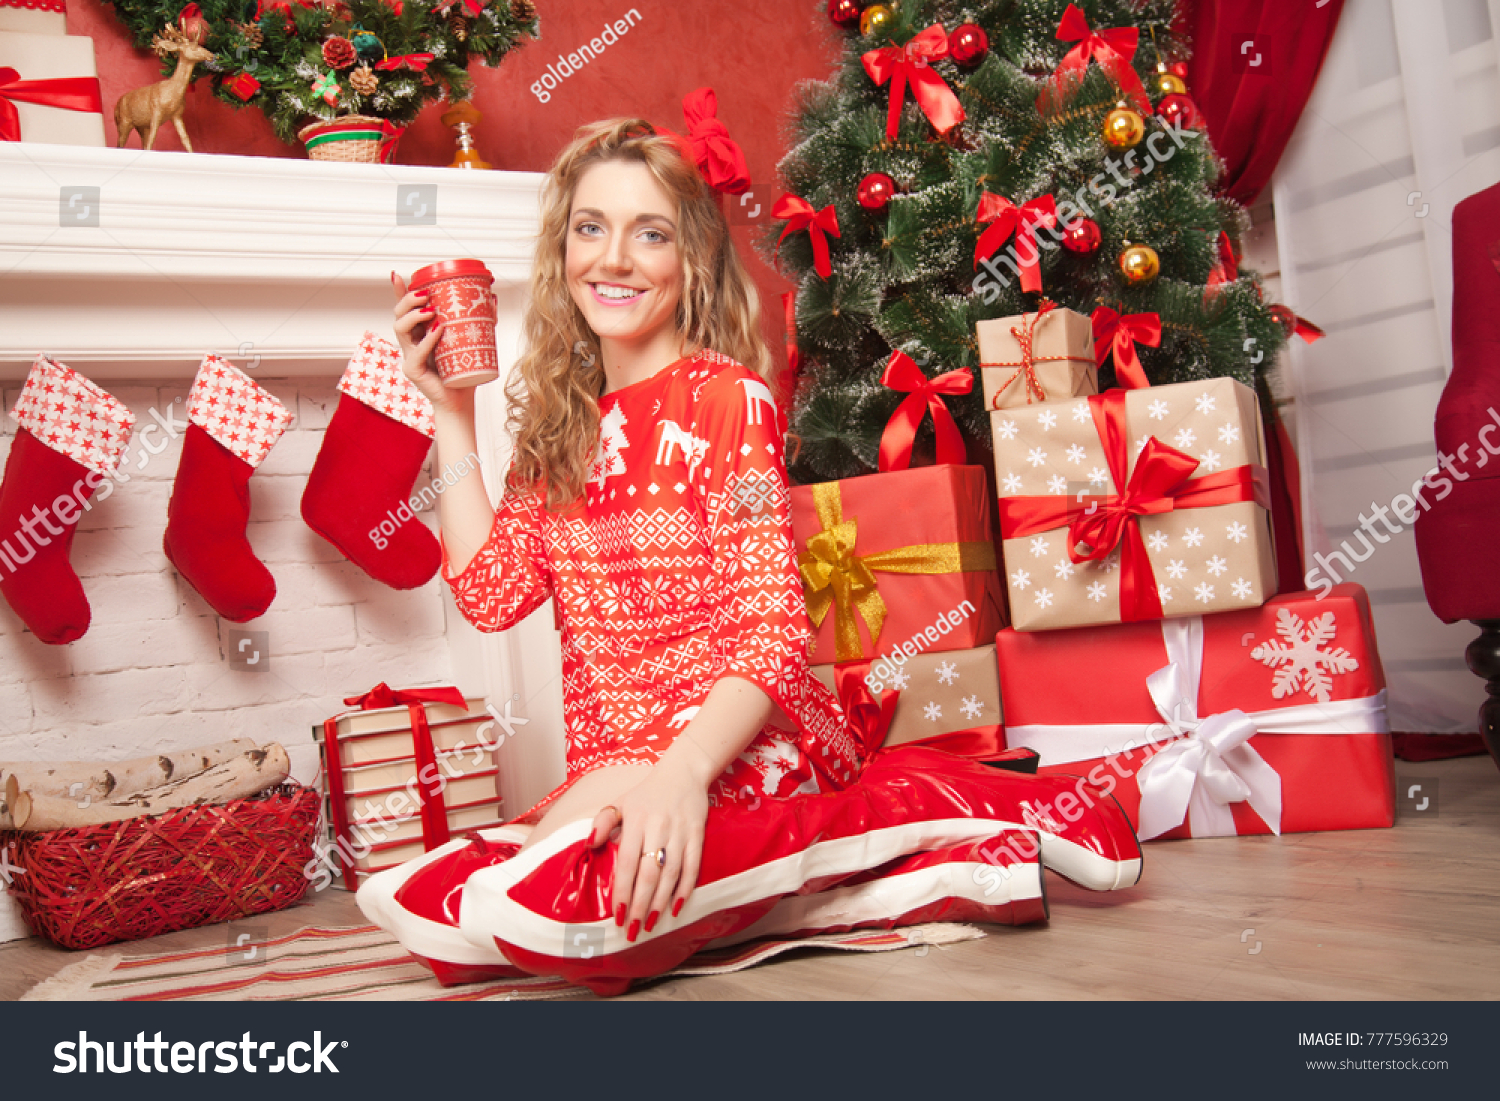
[1061,217,1101,254]
[857,171,896,211]
[1170,61,1189,79]
[177,2,210,45]
[827,0,863,30]
[1157,93,1203,132]
[948,23,989,68]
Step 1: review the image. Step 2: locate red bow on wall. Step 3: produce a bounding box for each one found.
[1037,3,1151,117]
[862,23,966,141]
[974,192,1057,295]
[773,194,841,279]
[0,69,103,142]
[877,350,972,472]
[1091,306,1161,390]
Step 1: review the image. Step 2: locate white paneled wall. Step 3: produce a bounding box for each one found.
[1271,0,1500,731]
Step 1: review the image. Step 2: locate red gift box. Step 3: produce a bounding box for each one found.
[791,463,1007,664]
[995,584,1393,839]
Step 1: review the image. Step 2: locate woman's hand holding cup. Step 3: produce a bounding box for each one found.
[391,270,470,417]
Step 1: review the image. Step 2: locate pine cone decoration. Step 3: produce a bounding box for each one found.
[322,34,358,70]
[510,0,536,22]
[447,12,469,40]
[348,63,379,96]
[236,21,263,48]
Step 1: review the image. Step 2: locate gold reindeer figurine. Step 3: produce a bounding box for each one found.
[114,25,215,152]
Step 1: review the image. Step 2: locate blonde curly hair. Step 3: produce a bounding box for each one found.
[506,118,774,510]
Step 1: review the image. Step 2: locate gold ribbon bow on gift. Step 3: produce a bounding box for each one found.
[798,481,997,661]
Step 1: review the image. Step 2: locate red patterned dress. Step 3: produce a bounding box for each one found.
[442,350,864,824]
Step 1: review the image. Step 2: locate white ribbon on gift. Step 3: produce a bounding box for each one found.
[1005,616,1389,840]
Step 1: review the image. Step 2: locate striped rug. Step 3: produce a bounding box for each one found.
[22,922,985,1001]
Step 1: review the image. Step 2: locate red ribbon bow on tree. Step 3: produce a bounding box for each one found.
[974,192,1057,295]
[1037,3,1151,117]
[0,69,103,142]
[877,350,972,472]
[375,53,436,71]
[662,86,750,195]
[1269,304,1325,343]
[256,0,316,34]
[1091,306,1160,389]
[773,194,841,279]
[998,390,1270,622]
[1205,230,1239,296]
[335,683,468,848]
[862,22,966,141]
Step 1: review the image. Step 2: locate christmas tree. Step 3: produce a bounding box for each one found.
[768,0,1287,485]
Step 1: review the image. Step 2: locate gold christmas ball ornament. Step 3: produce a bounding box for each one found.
[1103,106,1146,149]
[1156,71,1188,97]
[1119,244,1161,284]
[861,3,895,38]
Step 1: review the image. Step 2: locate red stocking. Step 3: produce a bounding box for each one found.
[163,356,293,622]
[0,356,134,644]
[302,333,441,589]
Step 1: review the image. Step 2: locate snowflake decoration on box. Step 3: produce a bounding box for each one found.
[1027,446,1048,468]
[1010,568,1032,590]
[1250,608,1360,703]
[1146,531,1169,552]
[1029,536,1050,558]
[960,695,983,720]
[1195,393,1217,414]
[1072,402,1092,423]
[1219,423,1241,445]
[1002,472,1023,494]
[1065,444,1087,464]
[1173,427,1196,449]
[1037,409,1058,431]
[1194,582,1215,603]
[1087,581,1108,602]
[1054,557,1075,579]
[1198,449,1221,471]
[1035,588,1054,608]
[995,418,1018,440]
[1147,399,1169,421]
[891,670,910,690]
[1088,466,1108,486]
[923,701,943,722]
[1047,474,1068,494]
[936,660,958,686]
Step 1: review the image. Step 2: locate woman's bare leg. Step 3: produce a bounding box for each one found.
[517,763,653,853]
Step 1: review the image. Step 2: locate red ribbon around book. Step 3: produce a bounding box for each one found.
[1091,306,1160,390]
[0,68,104,143]
[862,22,966,141]
[999,389,1270,623]
[773,193,840,279]
[322,683,468,855]
[974,192,1058,295]
[1036,2,1151,117]
[877,349,973,472]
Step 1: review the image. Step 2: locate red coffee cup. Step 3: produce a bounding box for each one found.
[408,258,500,388]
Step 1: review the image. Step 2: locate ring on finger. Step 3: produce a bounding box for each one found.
[642,847,666,868]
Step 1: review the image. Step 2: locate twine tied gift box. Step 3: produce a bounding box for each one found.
[977,302,1096,411]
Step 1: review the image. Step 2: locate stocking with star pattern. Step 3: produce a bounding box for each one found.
[163,356,293,622]
[301,333,442,589]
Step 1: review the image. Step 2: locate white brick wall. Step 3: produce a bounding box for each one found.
[0,376,466,769]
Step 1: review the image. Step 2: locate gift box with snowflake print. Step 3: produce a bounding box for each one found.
[811,644,1004,757]
[995,585,1393,840]
[991,378,1277,631]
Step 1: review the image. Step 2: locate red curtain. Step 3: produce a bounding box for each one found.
[1178,0,1346,204]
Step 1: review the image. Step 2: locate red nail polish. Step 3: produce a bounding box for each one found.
[615,903,625,927]
[645,910,659,932]
[671,898,684,917]
[626,919,640,942]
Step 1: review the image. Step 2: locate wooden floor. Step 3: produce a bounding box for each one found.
[4,754,1497,1001]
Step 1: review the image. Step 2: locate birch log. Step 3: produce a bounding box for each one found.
[0,739,257,805]
[7,743,291,832]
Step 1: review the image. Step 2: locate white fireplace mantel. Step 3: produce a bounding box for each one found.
[0,142,544,380]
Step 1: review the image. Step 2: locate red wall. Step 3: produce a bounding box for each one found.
[69,0,844,372]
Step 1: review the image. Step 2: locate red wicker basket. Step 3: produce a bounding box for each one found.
[1,783,320,950]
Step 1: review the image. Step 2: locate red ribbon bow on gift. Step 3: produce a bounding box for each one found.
[999,390,1270,622]
[376,118,406,164]
[1037,3,1151,117]
[862,22,966,141]
[877,350,972,472]
[0,68,104,143]
[1091,306,1160,390]
[661,86,750,195]
[337,683,468,848]
[773,194,841,279]
[375,53,436,71]
[833,664,902,761]
[974,192,1057,295]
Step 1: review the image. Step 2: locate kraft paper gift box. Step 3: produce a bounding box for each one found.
[977,305,1097,411]
[314,685,504,890]
[995,584,1393,840]
[0,30,107,146]
[790,463,1008,664]
[811,643,1004,757]
[992,378,1277,631]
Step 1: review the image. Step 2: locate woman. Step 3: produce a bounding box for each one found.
[389,116,861,941]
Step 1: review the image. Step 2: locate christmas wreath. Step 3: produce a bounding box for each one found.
[102,0,539,146]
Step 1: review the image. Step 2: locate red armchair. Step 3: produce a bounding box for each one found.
[1414,180,1500,770]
